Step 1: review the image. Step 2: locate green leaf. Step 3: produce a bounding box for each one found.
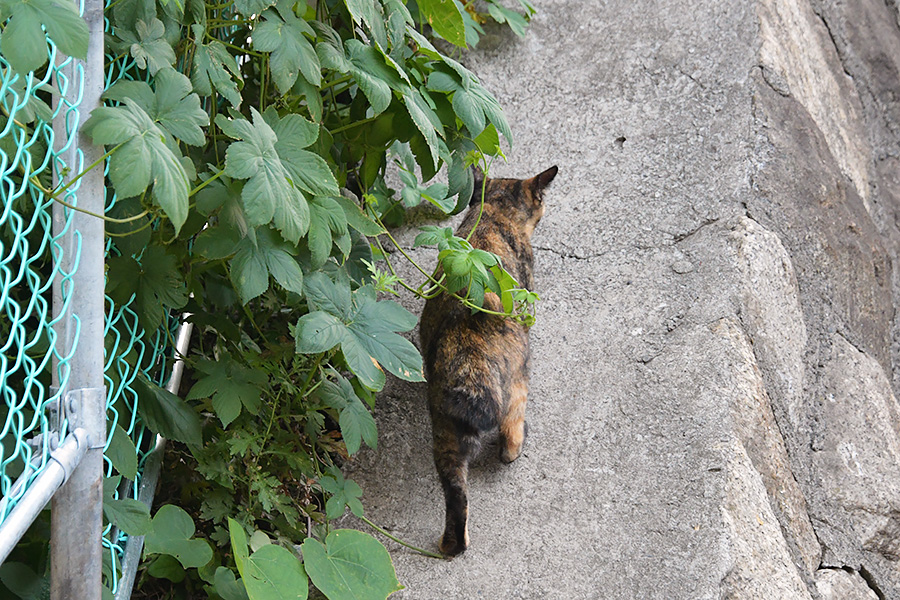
[106,246,188,333]
[267,109,319,149]
[302,530,402,600]
[318,471,364,519]
[265,245,305,296]
[147,555,185,583]
[193,220,242,260]
[343,40,398,114]
[316,376,377,455]
[339,391,377,455]
[334,195,384,236]
[303,271,351,318]
[187,355,267,427]
[229,227,306,303]
[145,69,208,145]
[231,237,271,304]
[490,264,519,313]
[216,109,315,241]
[105,69,208,146]
[0,562,44,600]
[233,0,275,16]
[294,279,423,389]
[402,89,442,170]
[214,567,250,600]
[84,101,190,232]
[291,76,323,122]
[191,25,242,108]
[474,123,501,156]
[294,311,346,354]
[487,2,530,37]
[106,423,138,480]
[413,225,453,248]
[119,18,176,75]
[145,505,213,569]
[307,196,349,268]
[244,545,308,600]
[229,519,308,600]
[103,498,152,536]
[133,373,202,446]
[0,0,88,75]
[253,0,321,93]
[347,292,423,381]
[417,0,466,47]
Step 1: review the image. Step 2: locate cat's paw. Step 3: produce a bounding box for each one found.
[439,534,468,558]
[499,421,528,463]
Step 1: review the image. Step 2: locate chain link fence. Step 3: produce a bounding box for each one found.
[0,1,183,597]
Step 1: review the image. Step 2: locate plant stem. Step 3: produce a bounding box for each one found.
[318,75,352,92]
[359,515,444,559]
[189,168,227,198]
[328,116,377,136]
[465,156,494,243]
[371,213,514,317]
[52,142,124,200]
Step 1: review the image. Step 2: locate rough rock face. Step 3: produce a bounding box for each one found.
[343,0,900,597]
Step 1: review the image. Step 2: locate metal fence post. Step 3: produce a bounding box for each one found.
[50,0,106,597]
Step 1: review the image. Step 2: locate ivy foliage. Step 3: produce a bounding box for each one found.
[0,0,537,598]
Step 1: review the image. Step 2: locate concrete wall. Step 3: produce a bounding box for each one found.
[345,1,900,597]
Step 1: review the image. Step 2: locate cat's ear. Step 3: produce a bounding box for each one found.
[530,166,558,191]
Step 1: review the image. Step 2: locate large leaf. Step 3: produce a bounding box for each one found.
[214,567,250,600]
[106,423,138,480]
[229,227,305,304]
[117,18,176,75]
[216,109,323,242]
[303,271,351,318]
[0,0,88,74]
[133,373,201,446]
[334,195,384,236]
[191,25,242,108]
[229,519,308,600]
[103,498,151,536]
[145,505,213,569]
[426,64,511,147]
[294,278,423,390]
[84,100,190,232]
[307,196,349,268]
[302,530,402,600]
[401,89,442,171]
[417,0,465,47]
[105,69,209,146]
[318,471,364,519]
[187,354,267,427]
[233,0,275,16]
[106,246,188,333]
[253,0,320,93]
[316,376,377,455]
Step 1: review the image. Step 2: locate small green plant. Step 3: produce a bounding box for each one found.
[0,0,538,597]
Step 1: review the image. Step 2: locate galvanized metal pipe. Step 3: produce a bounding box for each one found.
[114,320,193,600]
[50,0,106,597]
[0,429,89,565]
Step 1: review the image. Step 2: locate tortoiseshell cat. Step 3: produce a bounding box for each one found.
[419,165,558,557]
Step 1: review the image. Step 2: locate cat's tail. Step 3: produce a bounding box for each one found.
[432,415,481,557]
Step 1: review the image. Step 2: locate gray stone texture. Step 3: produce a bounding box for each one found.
[342,0,900,597]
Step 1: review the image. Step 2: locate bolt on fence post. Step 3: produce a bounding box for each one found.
[50,0,106,598]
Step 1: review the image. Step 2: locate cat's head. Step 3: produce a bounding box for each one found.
[470,165,558,234]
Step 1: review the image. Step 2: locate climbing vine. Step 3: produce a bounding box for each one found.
[0,0,536,597]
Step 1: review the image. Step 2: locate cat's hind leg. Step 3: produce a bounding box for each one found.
[499,379,528,463]
[432,415,480,557]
